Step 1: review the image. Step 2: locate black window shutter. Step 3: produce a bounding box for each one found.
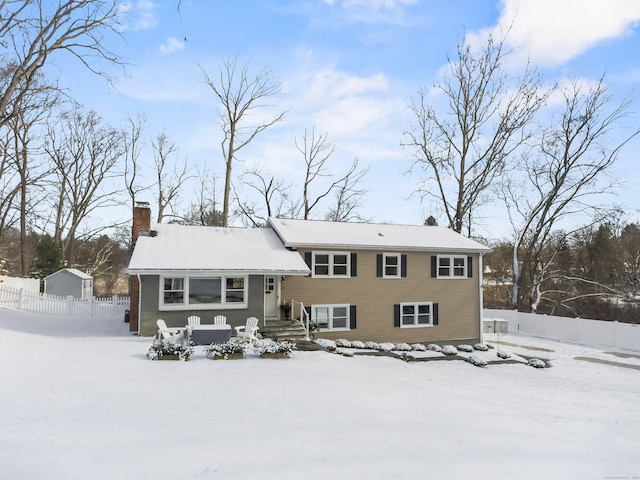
[401,254,407,277]
[351,253,357,277]
[394,304,400,327]
[304,252,312,268]
[467,256,473,278]
[376,254,383,277]
[432,303,439,325]
[350,305,357,329]
[431,256,437,278]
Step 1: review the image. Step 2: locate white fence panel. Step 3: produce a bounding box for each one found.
[0,284,129,318]
[0,275,40,293]
[483,308,640,352]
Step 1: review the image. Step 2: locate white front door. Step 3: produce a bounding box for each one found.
[264,276,278,319]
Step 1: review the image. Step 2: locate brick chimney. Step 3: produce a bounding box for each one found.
[129,201,151,333]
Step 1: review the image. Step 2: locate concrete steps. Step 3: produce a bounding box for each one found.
[261,320,308,341]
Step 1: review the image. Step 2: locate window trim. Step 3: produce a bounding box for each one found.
[311,251,351,278]
[382,253,402,279]
[399,301,434,328]
[159,274,248,311]
[436,255,468,279]
[312,304,351,331]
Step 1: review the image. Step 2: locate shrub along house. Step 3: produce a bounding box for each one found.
[127,204,491,344]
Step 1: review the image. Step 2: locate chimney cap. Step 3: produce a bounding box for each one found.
[135,201,150,208]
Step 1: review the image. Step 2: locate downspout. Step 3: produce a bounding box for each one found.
[136,273,142,336]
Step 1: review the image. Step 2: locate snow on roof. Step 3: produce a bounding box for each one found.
[268,217,491,253]
[45,268,92,280]
[127,223,310,275]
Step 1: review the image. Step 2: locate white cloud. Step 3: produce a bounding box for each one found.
[489,0,640,66]
[119,0,159,31]
[159,36,186,55]
[323,0,418,9]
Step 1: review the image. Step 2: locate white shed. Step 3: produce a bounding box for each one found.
[44,268,93,300]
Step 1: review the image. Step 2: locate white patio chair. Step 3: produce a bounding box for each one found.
[156,319,185,343]
[187,315,201,327]
[213,315,227,325]
[234,317,259,345]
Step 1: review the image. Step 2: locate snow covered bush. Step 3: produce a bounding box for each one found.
[253,339,296,357]
[528,358,547,368]
[442,345,459,356]
[426,344,442,353]
[350,340,366,349]
[473,343,489,351]
[335,338,352,348]
[378,342,395,352]
[411,343,427,352]
[206,340,245,359]
[457,344,473,352]
[336,348,354,357]
[315,338,337,351]
[146,339,194,361]
[394,343,412,351]
[496,350,511,359]
[364,341,380,350]
[468,355,487,367]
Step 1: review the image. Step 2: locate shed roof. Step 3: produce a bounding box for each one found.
[268,218,491,253]
[127,224,310,275]
[45,268,92,280]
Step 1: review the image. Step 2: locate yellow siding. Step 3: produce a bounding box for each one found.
[282,249,481,344]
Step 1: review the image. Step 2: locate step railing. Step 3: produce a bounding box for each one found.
[290,300,310,341]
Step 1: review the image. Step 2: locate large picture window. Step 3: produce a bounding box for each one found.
[160,275,247,310]
[313,304,350,331]
[312,252,351,278]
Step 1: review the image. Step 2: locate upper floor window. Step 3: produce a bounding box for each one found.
[384,253,400,278]
[435,255,469,278]
[312,252,351,278]
[160,275,247,310]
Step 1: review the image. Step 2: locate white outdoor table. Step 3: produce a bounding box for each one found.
[188,324,232,345]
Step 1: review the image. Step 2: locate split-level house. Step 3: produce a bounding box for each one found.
[127,203,491,344]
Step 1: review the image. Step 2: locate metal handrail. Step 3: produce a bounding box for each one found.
[289,300,310,340]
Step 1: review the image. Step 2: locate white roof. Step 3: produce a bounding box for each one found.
[268,218,491,253]
[45,268,92,280]
[127,224,310,275]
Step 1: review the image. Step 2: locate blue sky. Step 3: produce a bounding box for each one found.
[57,0,640,239]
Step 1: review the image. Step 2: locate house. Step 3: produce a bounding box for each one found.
[44,268,93,300]
[269,217,490,344]
[127,203,491,344]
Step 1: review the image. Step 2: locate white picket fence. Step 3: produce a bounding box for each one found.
[0,284,129,318]
[483,308,640,352]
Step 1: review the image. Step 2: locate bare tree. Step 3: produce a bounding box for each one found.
[152,131,191,224]
[181,166,224,226]
[122,113,148,230]
[324,159,370,222]
[501,77,640,311]
[0,0,123,129]
[201,54,286,226]
[44,105,125,265]
[403,32,548,234]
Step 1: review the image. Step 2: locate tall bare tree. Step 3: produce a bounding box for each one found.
[201,54,286,226]
[181,166,224,226]
[324,158,370,222]
[501,77,640,311]
[403,32,548,234]
[0,0,123,129]
[152,131,191,224]
[44,105,125,265]
[122,113,148,232]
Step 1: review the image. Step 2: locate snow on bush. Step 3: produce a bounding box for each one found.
[473,343,489,351]
[528,358,547,368]
[394,342,412,351]
[442,345,459,356]
[206,340,245,359]
[364,341,380,350]
[427,344,442,353]
[336,348,354,357]
[411,343,427,352]
[350,340,366,349]
[468,355,487,367]
[315,338,337,351]
[496,350,511,359]
[253,339,296,356]
[378,342,395,352]
[335,338,352,348]
[457,344,473,352]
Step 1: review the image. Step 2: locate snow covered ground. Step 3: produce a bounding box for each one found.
[0,306,638,480]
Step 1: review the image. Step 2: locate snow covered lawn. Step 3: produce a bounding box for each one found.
[0,306,638,480]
